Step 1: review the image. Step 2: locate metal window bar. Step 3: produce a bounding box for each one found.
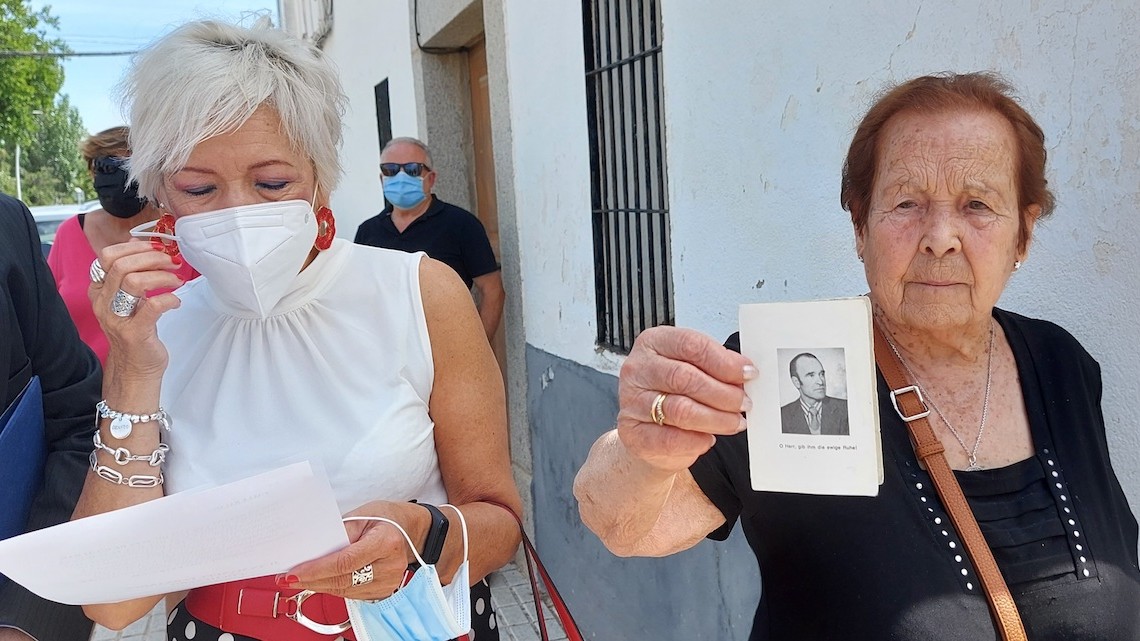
[583,0,672,353]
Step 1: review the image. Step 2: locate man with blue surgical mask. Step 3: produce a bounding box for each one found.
[355,137,505,341]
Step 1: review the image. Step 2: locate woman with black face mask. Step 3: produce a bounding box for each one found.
[47,126,196,364]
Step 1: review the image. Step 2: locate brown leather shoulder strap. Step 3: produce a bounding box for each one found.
[873,325,1027,641]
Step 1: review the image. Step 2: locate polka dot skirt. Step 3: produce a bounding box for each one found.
[168,579,498,641]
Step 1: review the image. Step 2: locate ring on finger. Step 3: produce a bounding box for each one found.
[110,289,142,318]
[351,563,374,586]
[651,392,668,426]
[89,259,106,284]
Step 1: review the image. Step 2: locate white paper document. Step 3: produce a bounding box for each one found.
[739,298,883,496]
[0,461,348,605]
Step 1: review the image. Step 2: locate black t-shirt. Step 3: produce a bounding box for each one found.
[354,195,499,289]
[690,308,1140,640]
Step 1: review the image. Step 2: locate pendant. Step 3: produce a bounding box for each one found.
[109,415,134,439]
[966,455,981,472]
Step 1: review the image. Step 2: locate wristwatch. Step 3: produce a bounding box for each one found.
[411,501,450,566]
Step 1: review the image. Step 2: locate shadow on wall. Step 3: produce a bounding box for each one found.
[526,345,760,639]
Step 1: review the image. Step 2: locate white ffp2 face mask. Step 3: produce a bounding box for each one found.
[132,199,318,317]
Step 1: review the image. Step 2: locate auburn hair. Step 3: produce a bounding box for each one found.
[840,72,1054,252]
[80,126,131,173]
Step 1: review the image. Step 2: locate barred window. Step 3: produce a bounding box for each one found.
[583,0,673,353]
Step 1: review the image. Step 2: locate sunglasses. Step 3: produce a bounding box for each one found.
[380,162,432,178]
[92,156,128,175]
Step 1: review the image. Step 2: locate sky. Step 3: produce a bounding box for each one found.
[30,0,279,134]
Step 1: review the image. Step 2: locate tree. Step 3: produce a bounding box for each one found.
[0,1,89,205]
[4,95,89,204]
[0,0,66,146]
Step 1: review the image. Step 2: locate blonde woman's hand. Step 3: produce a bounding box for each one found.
[283,501,428,601]
[90,241,183,381]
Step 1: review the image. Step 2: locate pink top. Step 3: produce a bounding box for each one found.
[47,214,197,364]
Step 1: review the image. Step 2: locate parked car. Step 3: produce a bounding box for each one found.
[29,200,99,257]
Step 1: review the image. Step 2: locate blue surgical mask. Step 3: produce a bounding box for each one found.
[344,505,471,641]
[382,173,428,209]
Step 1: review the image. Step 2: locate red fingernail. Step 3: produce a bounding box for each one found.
[150,238,164,252]
[171,253,183,266]
[275,574,299,587]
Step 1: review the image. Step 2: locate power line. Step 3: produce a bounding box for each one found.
[0,50,137,58]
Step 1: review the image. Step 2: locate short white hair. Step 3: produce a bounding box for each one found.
[121,17,346,201]
[381,136,434,168]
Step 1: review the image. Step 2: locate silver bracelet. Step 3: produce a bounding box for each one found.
[89,450,164,488]
[92,430,169,466]
[96,400,172,439]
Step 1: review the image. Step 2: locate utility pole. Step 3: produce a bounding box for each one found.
[14,143,21,201]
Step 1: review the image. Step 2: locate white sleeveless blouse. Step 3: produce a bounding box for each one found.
[157,239,446,512]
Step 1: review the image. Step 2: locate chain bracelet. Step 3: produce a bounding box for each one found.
[89,450,164,488]
[92,430,169,467]
[96,400,172,439]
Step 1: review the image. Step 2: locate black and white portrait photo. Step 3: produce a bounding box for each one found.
[778,348,851,436]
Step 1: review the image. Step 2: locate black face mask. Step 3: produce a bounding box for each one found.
[92,156,148,219]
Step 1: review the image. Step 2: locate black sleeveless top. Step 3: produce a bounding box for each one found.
[691,309,1140,640]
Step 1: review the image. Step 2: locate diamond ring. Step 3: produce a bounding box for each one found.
[351,563,374,587]
[110,289,142,317]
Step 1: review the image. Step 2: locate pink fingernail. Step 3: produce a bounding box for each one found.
[742,365,758,380]
[740,395,753,412]
[737,416,748,432]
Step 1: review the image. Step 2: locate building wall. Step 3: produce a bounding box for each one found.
[498,0,621,376]
[526,346,760,640]
[511,0,1140,638]
[659,0,1140,506]
[315,0,420,234]
[484,0,535,531]
[496,2,760,638]
[302,1,1138,638]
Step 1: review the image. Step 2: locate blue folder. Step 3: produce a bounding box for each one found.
[0,376,46,544]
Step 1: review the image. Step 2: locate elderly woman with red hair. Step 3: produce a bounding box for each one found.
[575,72,1140,640]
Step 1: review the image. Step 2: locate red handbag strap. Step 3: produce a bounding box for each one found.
[485,502,584,641]
[873,325,1026,641]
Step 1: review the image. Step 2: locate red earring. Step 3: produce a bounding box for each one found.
[151,212,181,259]
[315,206,336,251]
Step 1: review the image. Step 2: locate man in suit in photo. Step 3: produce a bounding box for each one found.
[0,193,101,641]
[780,352,850,436]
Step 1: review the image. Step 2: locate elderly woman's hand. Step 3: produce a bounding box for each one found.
[89,241,183,379]
[617,326,755,474]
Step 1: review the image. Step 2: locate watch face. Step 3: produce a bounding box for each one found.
[418,503,450,565]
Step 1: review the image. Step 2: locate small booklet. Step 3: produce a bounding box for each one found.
[738,297,882,496]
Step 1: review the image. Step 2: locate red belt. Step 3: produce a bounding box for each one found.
[185,575,357,641]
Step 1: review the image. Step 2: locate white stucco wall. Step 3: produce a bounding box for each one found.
[660,0,1140,499]
[317,1,421,235]
[310,1,1140,507]
[499,0,617,372]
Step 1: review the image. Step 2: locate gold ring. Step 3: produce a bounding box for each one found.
[651,392,668,426]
